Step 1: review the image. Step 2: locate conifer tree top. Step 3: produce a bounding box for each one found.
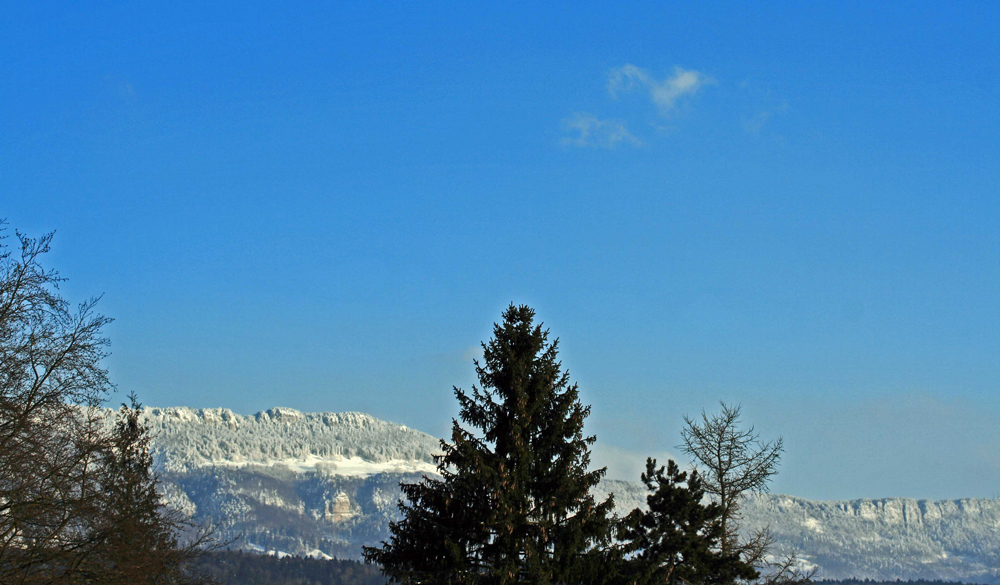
[364,304,615,585]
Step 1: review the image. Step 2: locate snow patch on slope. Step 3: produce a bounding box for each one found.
[741,493,1000,583]
[144,406,441,474]
[146,405,1000,583]
[203,453,438,477]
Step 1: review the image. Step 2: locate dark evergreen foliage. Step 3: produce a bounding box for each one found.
[87,394,214,584]
[616,458,758,585]
[93,395,176,580]
[0,223,215,584]
[814,581,986,585]
[196,551,386,585]
[363,305,615,584]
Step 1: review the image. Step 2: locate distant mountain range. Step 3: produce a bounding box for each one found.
[146,407,1000,583]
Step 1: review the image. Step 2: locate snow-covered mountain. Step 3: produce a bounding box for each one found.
[147,406,439,560]
[740,493,1000,584]
[149,407,1000,582]
[146,406,440,475]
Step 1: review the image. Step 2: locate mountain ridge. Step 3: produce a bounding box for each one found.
[144,406,441,474]
[142,406,1000,583]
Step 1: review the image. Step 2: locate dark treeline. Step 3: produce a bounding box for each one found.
[196,551,385,585]
[193,558,985,585]
[813,579,974,585]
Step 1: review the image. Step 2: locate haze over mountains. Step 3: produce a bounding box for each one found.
[148,407,1000,584]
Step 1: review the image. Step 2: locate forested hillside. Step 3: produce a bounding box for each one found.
[149,406,1000,584]
[196,551,385,585]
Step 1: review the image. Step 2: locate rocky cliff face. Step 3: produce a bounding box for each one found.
[741,494,1000,583]
[162,466,424,560]
[149,407,1000,582]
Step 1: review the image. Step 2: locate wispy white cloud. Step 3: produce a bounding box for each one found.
[608,64,714,114]
[742,102,788,134]
[559,64,711,149]
[560,112,641,148]
[607,64,652,98]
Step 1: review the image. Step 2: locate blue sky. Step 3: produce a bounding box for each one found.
[3,2,998,500]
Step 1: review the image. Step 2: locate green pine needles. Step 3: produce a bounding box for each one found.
[364,305,769,585]
[616,459,758,585]
[363,305,614,584]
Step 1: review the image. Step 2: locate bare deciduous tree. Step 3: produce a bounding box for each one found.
[0,222,216,584]
[681,403,813,585]
[681,402,782,557]
[0,224,114,583]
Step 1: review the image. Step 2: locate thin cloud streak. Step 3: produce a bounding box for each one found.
[560,113,641,148]
[742,103,788,134]
[608,64,714,114]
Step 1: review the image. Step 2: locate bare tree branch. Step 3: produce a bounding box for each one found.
[680,402,811,585]
[0,222,218,584]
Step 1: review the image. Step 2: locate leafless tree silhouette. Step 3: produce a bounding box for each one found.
[682,403,813,585]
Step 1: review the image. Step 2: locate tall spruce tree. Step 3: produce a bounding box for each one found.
[617,459,758,585]
[364,305,615,585]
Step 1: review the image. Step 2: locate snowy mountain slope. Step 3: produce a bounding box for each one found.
[145,406,440,474]
[148,407,1000,582]
[741,493,1000,583]
[163,466,426,559]
[145,406,442,559]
